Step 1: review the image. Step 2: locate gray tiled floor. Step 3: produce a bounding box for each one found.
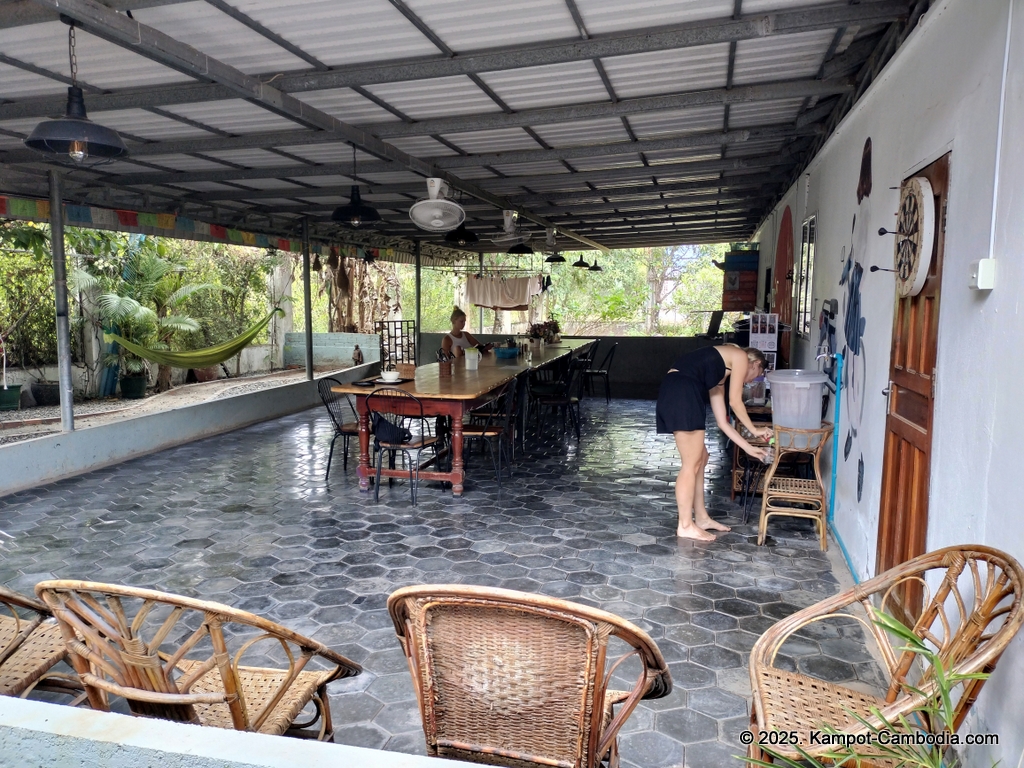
[0,399,880,768]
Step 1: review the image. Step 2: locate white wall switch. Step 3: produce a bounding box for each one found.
[969,258,996,290]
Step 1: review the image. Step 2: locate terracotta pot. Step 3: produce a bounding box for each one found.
[192,365,220,383]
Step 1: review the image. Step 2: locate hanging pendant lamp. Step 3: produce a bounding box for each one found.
[25,23,128,164]
[588,259,603,272]
[572,254,591,268]
[444,223,478,247]
[331,145,381,227]
[507,242,534,255]
[545,251,566,264]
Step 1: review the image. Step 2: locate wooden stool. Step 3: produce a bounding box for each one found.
[757,422,833,550]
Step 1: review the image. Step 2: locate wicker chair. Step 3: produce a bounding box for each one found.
[747,545,1024,765]
[36,581,361,740]
[317,376,360,480]
[388,585,672,768]
[0,585,78,699]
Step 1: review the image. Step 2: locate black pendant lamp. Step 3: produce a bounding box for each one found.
[444,223,478,247]
[545,251,566,264]
[331,145,381,228]
[572,254,591,268]
[25,23,128,164]
[507,242,534,255]
[588,259,603,272]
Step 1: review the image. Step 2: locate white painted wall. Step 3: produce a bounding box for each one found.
[753,1,1024,761]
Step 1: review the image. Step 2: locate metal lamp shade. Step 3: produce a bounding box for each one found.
[572,255,591,268]
[24,87,128,162]
[507,242,534,255]
[444,224,478,246]
[545,253,566,263]
[331,186,382,227]
[588,260,603,272]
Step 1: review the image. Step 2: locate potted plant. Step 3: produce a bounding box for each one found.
[0,333,21,411]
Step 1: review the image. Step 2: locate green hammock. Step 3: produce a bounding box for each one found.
[104,308,284,369]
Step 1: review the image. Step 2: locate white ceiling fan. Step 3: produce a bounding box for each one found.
[490,209,530,247]
[409,178,465,232]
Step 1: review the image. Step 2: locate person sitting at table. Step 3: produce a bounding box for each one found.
[657,345,772,541]
[441,306,493,358]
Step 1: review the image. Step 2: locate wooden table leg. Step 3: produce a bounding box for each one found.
[357,402,371,491]
[451,405,465,496]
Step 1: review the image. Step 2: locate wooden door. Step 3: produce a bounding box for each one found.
[875,153,949,618]
[772,206,794,367]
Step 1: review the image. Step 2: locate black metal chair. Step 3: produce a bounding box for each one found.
[533,359,585,441]
[366,387,439,505]
[583,342,617,403]
[317,377,360,480]
[462,378,518,491]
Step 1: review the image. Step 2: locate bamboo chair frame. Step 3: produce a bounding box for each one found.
[757,422,833,550]
[0,585,81,701]
[388,584,672,768]
[36,581,361,739]
[747,545,1024,765]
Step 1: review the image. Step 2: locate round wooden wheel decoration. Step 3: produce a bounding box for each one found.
[892,175,934,297]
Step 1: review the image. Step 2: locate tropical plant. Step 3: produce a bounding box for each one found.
[75,240,227,391]
[744,608,990,768]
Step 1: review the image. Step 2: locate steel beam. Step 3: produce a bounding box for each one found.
[27,0,609,251]
[0,0,192,29]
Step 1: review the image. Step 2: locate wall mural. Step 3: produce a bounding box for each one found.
[839,137,873,502]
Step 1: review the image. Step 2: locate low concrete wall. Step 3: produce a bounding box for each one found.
[0,364,375,498]
[419,334,714,399]
[0,697,441,768]
[283,333,380,368]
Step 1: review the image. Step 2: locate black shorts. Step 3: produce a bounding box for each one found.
[656,372,709,433]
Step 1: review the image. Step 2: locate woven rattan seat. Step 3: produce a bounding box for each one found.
[757,422,832,550]
[747,546,1024,766]
[37,581,361,740]
[389,585,672,768]
[0,586,71,698]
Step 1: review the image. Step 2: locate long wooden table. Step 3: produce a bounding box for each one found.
[332,339,595,496]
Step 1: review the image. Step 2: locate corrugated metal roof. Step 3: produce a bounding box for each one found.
[478,61,608,111]
[574,0,733,35]
[602,44,730,98]
[531,118,630,147]
[626,107,725,139]
[440,128,540,154]
[0,0,911,248]
[402,0,578,50]
[160,100,306,133]
[295,89,402,125]
[733,30,835,85]
[0,21,191,90]
[133,1,308,74]
[226,0,440,66]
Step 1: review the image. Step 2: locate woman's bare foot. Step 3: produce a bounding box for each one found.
[698,518,731,532]
[677,524,716,542]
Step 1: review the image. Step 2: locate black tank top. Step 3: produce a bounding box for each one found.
[671,346,727,391]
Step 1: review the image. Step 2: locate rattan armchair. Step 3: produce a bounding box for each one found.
[388,584,672,768]
[0,585,77,699]
[747,545,1024,765]
[36,581,361,739]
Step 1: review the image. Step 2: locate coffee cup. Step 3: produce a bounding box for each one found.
[381,370,401,382]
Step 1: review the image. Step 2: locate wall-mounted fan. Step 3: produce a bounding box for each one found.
[490,209,530,248]
[409,178,465,232]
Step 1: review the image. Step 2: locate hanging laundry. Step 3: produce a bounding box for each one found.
[465,275,543,310]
